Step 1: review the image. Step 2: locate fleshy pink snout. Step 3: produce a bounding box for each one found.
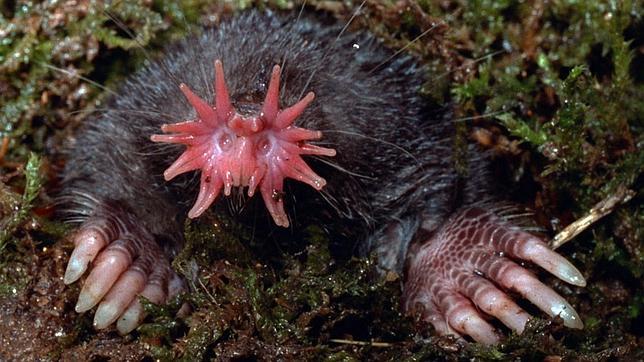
[151,60,336,227]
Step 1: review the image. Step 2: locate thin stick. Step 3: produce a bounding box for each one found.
[550,185,635,250]
[42,63,117,96]
[329,339,393,348]
[0,137,9,164]
[368,23,442,74]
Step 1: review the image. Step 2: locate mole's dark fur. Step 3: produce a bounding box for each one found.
[60,10,588,342]
[62,11,487,276]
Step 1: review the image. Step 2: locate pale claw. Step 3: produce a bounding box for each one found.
[64,208,182,333]
[511,237,586,287]
[403,206,585,344]
[439,290,501,345]
[75,239,132,313]
[488,259,583,329]
[64,222,115,284]
[116,275,168,334]
[94,265,147,329]
[461,276,531,332]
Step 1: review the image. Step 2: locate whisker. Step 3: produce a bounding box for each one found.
[368,22,443,75]
[278,0,308,96]
[62,216,90,224]
[432,49,506,82]
[453,110,508,123]
[177,9,211,99]
[321,129,422,169]
[67,189,101,204]
[502,212,535,220]
[317,189,343,216]
[55,200,94,214]
[520,226,547,233]
[102,6,183,88]
[485,203,526,218]
[311,156,376,180]
[299,0,367,99]
[64,107,182,123]
[41,63,117,97]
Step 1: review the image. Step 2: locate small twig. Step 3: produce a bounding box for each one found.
[550,185,635,250]
[197,275,217,304]
[0,137,9,164]
[329,339,394,348]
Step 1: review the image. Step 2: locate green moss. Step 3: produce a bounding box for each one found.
[450,0,642,284]
[0,152,42,251]
[0,0,203,163]
[0,0,642,359]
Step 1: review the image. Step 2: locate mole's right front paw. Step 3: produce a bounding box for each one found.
[402,207,585,345]
[64,208,185,334]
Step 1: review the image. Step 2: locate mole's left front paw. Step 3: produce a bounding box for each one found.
[402,207,586,345]
[63,205,185,334]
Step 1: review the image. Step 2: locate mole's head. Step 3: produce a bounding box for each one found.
[151,60,336,227]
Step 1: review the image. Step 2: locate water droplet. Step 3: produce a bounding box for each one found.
[272,189,285,201]
[257,138,271,155]
[473,269,485,277]
[218,133,233,150]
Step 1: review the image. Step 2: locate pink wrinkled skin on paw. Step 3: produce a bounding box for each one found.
[64,214,186,334]
[403,207,586,345]
[151,60,336,227]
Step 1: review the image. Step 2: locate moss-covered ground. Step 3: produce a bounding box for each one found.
[0,0,642,360]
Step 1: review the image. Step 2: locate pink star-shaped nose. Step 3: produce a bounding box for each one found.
[151,60,336,227]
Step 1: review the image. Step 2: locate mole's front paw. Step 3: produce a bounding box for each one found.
[402,207,586,345]
[63,206,185,334]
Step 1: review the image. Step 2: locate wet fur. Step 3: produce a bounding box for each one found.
[61,10,491,273]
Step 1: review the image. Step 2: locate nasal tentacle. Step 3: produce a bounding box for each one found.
[151,59,336,226]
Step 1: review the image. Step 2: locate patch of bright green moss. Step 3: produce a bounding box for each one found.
[0,152,42,251]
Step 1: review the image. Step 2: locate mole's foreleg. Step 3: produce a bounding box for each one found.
[402,206,586,344]
[63,203,185,334]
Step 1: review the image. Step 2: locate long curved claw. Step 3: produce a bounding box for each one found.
[94,266,147,329]
[439,289,501,345]
[75,239,133,313]
[486,259,583,329]
[64,218,120,284]
[461,275,531,332]
[116,281,166,334]
[64,228,109,284]
[115,261,175,334]
[65,207,184,333]
[508,236,586,287]
[403,206,586,344]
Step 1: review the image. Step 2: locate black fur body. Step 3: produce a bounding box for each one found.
[61,10,488,273]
